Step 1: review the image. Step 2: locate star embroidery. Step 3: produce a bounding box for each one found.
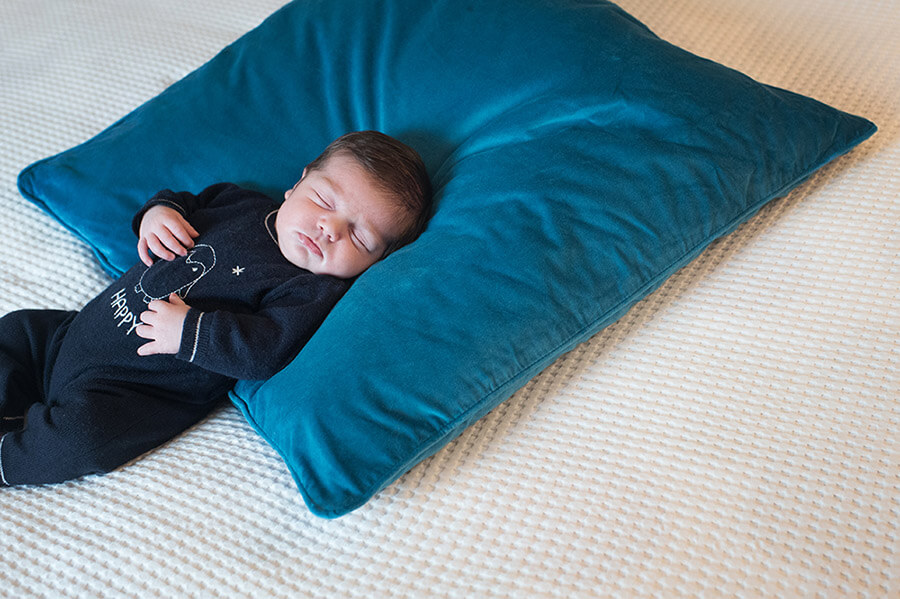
[232,266,245,276]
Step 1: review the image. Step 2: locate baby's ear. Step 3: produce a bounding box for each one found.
[285,176,303,201]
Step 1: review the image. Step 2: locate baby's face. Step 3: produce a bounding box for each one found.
[276,153,405,278]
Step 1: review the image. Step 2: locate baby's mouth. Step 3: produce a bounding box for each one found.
[298,232,323,258]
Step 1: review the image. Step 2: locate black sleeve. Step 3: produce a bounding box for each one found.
[174,275,350,380]
[131,183,239,237]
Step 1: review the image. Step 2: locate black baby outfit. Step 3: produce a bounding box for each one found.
[0,183,350,486]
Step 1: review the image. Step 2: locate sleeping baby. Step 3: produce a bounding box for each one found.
[0,130,431,486]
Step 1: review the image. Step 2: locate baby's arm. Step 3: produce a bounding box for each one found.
[135,293,190,356]
[137,205,200,267]
[170,276,349,380]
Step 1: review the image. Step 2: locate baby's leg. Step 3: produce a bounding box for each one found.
[0,310,76,429]
[0,378,218,486]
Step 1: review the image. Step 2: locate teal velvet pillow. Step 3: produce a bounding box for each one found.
[18,0,875,516]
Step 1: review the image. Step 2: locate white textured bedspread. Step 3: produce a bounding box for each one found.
[0,0,897,596]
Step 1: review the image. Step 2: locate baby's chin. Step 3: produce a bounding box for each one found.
[312,262,368,279]
[280,251,343,278]
[278,242,370,278]
[278,243,317,273]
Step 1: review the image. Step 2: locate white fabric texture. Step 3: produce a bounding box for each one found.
[0,0,897,596]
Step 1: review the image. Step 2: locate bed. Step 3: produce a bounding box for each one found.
[1,0,897,596]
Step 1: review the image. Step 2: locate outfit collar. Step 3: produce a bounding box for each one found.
[265,209,279,247]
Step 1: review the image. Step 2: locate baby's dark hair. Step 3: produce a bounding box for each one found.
[305,130,432,256]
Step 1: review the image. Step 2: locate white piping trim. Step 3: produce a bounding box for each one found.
[189,312,204,363]
[153,199,188,215]
[0,433,9,486]
[264,210,279,246]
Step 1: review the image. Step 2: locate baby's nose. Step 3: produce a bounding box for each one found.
[319,215,345,241]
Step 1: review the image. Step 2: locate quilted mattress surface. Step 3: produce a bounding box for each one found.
[0,0,897,596]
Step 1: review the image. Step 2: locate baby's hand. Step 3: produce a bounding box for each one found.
[138,205,200,267]
[135,293,190,356]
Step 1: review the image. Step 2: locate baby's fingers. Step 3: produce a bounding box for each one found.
[138,306,157,328]
[136,339,162,356]
[167,292,186,306]
[137,238,154,267]
[134,322,154,340]
[184,220,200,240]
[159,224,195,257]
[168,220,199,250]
[143,233,178,261]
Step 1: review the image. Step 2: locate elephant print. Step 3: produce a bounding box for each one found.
[135,244,217,303]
